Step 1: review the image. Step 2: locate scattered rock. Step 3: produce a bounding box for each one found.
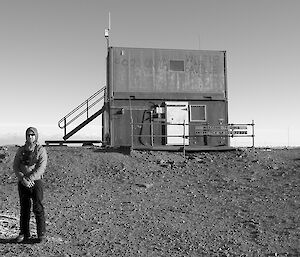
[0,146,299,256]
[134,182,154,189]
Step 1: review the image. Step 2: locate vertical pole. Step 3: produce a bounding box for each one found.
[103,12,110,146]
[224,51,229,147]
[106,12,110,49]
[129,97,134,150]
[131,121,134,150]
[150,110,154,146]
[252,120,255,148]
[183,120,186,157]
[64,117,67,138]
[86,100,89,119]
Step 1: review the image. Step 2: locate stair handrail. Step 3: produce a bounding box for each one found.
[58,85,106,129]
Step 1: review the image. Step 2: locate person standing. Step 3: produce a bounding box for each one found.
[13,127,48,243]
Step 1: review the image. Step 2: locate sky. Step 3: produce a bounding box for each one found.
[1,0,300,147]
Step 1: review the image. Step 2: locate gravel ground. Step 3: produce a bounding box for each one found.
[0,145,300,256]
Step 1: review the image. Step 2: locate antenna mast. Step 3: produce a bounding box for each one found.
[103,12,111,146]
[104,12,111,48]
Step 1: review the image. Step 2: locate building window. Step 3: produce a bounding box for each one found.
[189,105,206,122]
[170,60,184,71]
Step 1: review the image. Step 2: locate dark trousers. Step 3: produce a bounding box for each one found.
[18,180,46,237]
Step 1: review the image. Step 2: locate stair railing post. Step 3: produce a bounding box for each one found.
[252,120,255,148]
[183,121,186,157]
[86,100,89,119]
[64,117,67,138]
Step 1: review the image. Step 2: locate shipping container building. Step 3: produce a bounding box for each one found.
[102,47,230,150]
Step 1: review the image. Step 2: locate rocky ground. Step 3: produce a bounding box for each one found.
[0,145,299,256]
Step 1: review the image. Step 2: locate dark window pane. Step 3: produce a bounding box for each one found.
[170,60,184,71]
[190,105,206,121]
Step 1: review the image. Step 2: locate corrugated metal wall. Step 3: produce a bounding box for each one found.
[110,47,226,97]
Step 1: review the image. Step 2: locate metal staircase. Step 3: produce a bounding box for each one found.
[45,85,106,146]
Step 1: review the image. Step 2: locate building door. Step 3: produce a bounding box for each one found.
[165,102,189,145]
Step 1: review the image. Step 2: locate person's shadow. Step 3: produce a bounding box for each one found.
[0,238,14,244]
[0,237,39,244]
